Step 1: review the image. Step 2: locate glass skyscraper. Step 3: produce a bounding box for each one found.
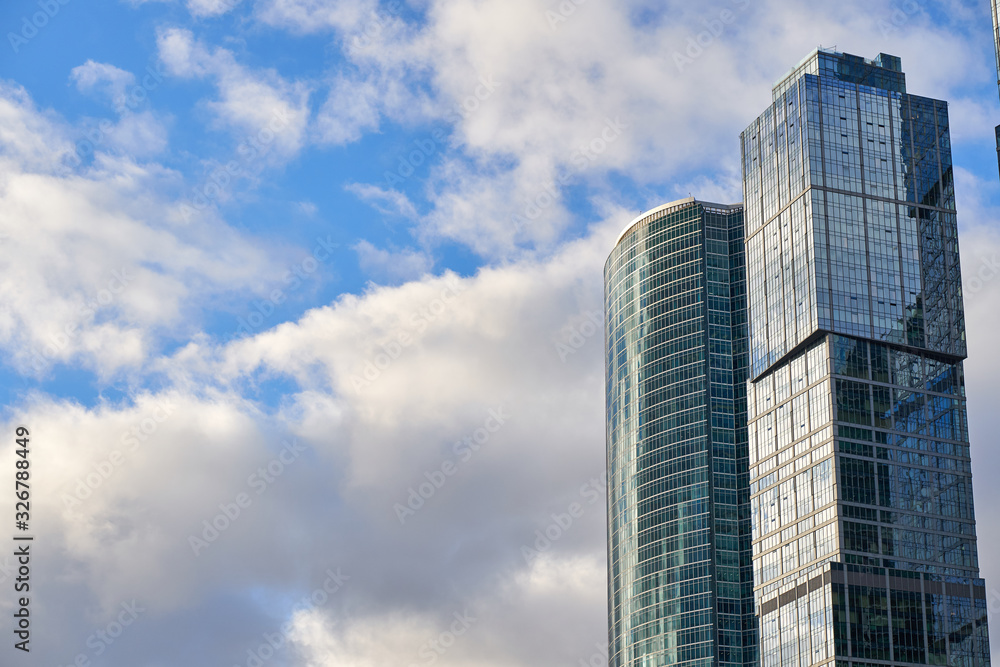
[992,0,1000,178]
[605,198,756,667]
[741,49,991,667]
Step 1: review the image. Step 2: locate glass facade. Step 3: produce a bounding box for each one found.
[605,198,756,667]
[742,50,991,667]
[992,0,1000,178]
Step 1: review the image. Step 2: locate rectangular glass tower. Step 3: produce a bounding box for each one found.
[605,198,756,667]
[741,49,991,667]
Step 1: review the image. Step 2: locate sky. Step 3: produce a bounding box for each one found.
[0,0,999,665]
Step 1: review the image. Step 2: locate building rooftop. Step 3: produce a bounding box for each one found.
[613,197,742,248]
[772,48,905,101]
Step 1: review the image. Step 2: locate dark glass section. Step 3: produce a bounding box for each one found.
[832,582,850,656]
[835,379,872,426]
[926,591,949,664]
[840,456,877,505]
[832,337,869,379]
[892,588,927,664]
[849,585,890,660]
[728,205,758,666]
[843,521,879,554]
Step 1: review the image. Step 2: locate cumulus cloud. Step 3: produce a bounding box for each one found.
[0,83,281,377]
[187,0,243,18]
[104,109,170,156]
[5,208,625,665]
[255,0,379,34]
[314,75,382,145]
[156,27,311,160]
[70,60,136,104]
[353,239,431,283]
[346,182,418,218]
[69,59,171,158]
[287,553,605,666]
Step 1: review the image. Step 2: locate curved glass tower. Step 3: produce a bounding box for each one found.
[605,198,756,667]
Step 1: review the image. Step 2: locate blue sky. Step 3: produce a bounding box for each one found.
[1,0,1000,665]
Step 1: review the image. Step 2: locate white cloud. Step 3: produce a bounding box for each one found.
[17,389,272,611]
[156,27,311,160]
[207,217,618,495]
[0,83,282,377]
[345,182,417,218]
[187,0,243,18]
[287,553,604,666]
[70,60,136,104]
[6,210,621,665]
[68,60,171,159]
[0,83,74,172]
[255,0,378,34]
[315,75,381,145]
[105,109,170,156]
[353,239,431,283]
[287,610,466,667]
[948,97,997,145]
